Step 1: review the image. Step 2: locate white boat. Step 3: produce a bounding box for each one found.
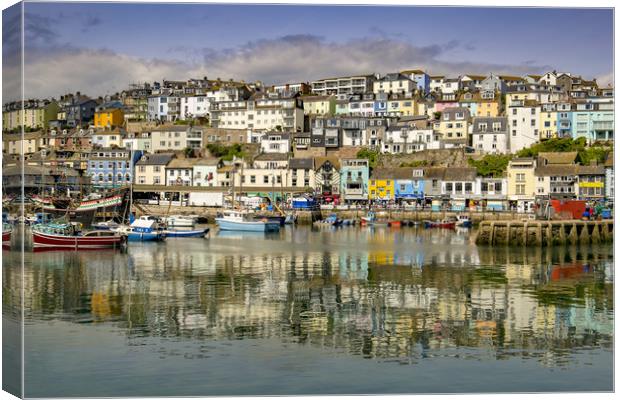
[93,219,120,230]
[215,210,280,232]
[163,215,196,227]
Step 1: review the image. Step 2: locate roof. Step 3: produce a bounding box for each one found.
[194,157,221,166]
[443,167,477,181]
[149,124,189,132]
[462,74,486,80]
[167,158,198,168]
[535,165,577,176]
[423,167,446,179]
[371,167,412,180]
[538,152,578,165]
[314,156,340,170]
[289,158,314,169]
[254,153,289,162]
[136,153,175,166]
[576,165,605,175]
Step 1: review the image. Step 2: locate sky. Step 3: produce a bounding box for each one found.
[2,2,614,101]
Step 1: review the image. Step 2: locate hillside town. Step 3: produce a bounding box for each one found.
[2,70,614,213]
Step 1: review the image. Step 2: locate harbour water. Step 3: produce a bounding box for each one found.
[2,226,614,396]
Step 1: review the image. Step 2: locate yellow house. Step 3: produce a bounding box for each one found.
[302,95,336,116]
[477,98,500,117]
[539,106,558,140]
[369,169,395,200]
[507,157,537,212]
[94,108,124,128]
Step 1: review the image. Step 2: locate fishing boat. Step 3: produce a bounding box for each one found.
[321,213,343,226]
[163,215,196,227]
[360,211,388,227]
[164,227,210,238]
[115,219,166,242]
[215,210,280,232]
[455,215,473,228]
[423,219,456,229]
[93,219,120,230]
[2,223,12,247]
[284,213,297,225]
[253,214,286,226]
[32,222,125,249]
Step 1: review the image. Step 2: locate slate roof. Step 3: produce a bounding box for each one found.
[254,153,290,161]
[136,153,175,166]
[289,158,314,169]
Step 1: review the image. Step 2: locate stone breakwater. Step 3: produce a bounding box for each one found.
[475,220,614,246]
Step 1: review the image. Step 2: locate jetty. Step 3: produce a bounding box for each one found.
[475,219,614,246]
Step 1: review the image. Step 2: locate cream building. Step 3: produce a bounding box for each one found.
[134,153,174,185]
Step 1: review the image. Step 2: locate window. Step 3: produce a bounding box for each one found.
[250,175,256,183]
[455,182,463,192]
[445,182,453,192]
[465,183,472,193]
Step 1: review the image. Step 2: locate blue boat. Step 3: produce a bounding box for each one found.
[164,228,210,238]
[116,219,166,242]
[216,211,280,232]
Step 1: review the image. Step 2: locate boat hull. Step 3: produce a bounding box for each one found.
[164,219,195,227]
[254,215,286,226]
[2,231,11,247]
[126,231,165,242]
[164,228,210,238]
[32,231,123,249]
[424,221,456,229]
[216,218,280,232]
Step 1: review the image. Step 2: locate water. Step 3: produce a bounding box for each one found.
[2,226,614,397]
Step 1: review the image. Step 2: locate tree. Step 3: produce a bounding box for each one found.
[468,154,512,178]
[356,148,380,169]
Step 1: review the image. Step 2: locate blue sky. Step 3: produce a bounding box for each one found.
[2,2,614,99]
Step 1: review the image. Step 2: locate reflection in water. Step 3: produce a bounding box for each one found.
[2,226,614,394]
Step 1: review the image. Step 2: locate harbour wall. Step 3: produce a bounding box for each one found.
[132,204,544,225]
[475,220,614,246]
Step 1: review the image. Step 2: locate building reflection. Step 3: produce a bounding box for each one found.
[3,235,613,365]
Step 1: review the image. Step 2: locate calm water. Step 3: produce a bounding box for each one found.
[2,226,614,397]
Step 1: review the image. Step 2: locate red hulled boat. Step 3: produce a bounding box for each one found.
[32,222,125,250]
[2,224,11,248]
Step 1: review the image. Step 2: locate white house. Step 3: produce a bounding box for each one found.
[179,96,211,120]
[471,117,509,154]
[507,101,541,153]
[192,158,222,187]
[259,132,291,153]
[372,73,415,96]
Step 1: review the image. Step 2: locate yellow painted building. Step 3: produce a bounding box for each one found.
[477,98,500,117]
[369,169,395,200]
[507,158,537,212]
[302,95,336,116]
[539,108,558,140]
[94,108,124,128]
[387,98,417,116]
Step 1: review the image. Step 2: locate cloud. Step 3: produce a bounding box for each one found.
[82,15,103,32]
[8,34,556,101]
[596,72,614,87]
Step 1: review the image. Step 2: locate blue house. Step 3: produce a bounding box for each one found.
[340,158,369,203]
[87,147,143,188]
[393,167,425,203]
[402,70,430,94]
[569,102,614,142]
